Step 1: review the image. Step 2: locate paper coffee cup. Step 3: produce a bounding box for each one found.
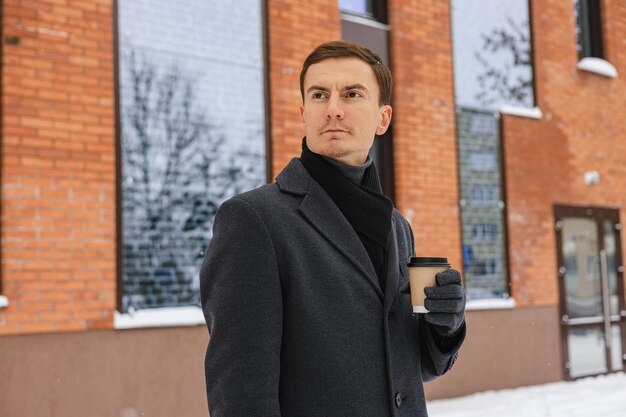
[407,257,451,313]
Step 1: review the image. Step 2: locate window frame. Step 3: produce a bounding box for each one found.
[112,0,272,317]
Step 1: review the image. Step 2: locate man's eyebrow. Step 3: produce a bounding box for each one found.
[306,85,330,93]
[343,84,368,91]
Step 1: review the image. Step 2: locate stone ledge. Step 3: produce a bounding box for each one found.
[114,306,205,329]
[466,297,516,311]
[576,57,618,78]
[500,105,543,119]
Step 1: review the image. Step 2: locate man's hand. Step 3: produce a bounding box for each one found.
[423,269,466,337]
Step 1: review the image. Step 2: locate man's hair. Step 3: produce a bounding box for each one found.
[300,40,392,106]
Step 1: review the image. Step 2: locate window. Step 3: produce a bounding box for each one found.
[117,0,267,313]
[473,259,498,275]
[469,185,500,206]
[574,0,604,60]
[340,0,373,16]
[450,0,535,110]
[339,0,387,23]
[456,109,509,301]
[472,223,498,242]
[469,152,497,172]
[451,0,535,301]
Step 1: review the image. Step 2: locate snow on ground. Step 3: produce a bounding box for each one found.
[428,372,626,417]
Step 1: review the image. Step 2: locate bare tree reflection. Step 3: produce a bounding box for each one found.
[474,17,533,108]
[121,49,263,311]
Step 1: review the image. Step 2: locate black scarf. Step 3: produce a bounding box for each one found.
[299,138,393,291]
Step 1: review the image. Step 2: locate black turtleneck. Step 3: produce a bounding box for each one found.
[321,154,372,185]
[299,138,393,292]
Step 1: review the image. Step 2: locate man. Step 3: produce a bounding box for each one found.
[200,41,466,417]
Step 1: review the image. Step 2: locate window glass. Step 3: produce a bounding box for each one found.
[574,0,604,60]
[457,109,508,300]
[603,220,619,316]
[451,0,534,110]
[452,0,535,300]
[339,0,373,16]
[118,0,267,312]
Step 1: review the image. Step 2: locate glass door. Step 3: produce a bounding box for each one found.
[554,205,625,379]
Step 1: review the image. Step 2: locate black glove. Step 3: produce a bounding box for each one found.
[423,268,466,337]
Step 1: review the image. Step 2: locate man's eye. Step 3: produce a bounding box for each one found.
[347,91,362,98]
[312,92,325,99]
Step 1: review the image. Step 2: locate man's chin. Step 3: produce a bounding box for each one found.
[314,143,348,159]
[315,145,369,165]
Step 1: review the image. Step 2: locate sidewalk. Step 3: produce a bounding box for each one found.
[428,372,626,417]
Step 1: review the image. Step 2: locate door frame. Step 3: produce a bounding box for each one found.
[554,204,625,380]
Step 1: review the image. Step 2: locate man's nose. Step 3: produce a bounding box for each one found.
[325,95,344,119]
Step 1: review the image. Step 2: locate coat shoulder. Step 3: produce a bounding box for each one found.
[220,182,299,220]
[392,209,415,260]
[392,209,412,234]
[222,158,308,216]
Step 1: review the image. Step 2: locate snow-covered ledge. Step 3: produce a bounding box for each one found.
[500,105,543,120]
[0,295,9,309]
[577,57,618,78]
[466,297,516,311]
[114,306,205,330]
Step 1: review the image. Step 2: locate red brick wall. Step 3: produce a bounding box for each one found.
[267,1,463,271]
[388,0,463,269]
[2,0,624,333]
[1,0,116,335]
[504,0,626,307]
[267,0,341,178]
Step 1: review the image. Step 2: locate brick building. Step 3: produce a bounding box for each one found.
[1,0,624,416]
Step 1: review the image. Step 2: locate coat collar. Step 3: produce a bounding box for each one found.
[276,158,403,303]
[275,158,309,196]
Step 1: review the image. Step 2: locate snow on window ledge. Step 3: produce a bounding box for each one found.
[576,57,618,78]
[466,298,516,311]
[499,105,543,120]
[114,306,205,330]
[0,295,9,309]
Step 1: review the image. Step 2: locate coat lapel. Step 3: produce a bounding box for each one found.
[299,181,383,300]
[276,158,383,300]
[383,216,400,313]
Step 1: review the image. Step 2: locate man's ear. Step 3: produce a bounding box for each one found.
[299,105,306,133]
[376,105,392,135]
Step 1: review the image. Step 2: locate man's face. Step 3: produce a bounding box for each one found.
[300,57,392,166]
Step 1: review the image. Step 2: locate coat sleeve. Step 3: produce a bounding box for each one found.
[419,317,466,382]
[399,213,466,383]
[200,197,283,417]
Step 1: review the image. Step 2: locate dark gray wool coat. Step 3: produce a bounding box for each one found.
[200,158,464,417]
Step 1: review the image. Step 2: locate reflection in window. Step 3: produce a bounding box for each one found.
[456,110,508,300]
[562,218,602,319]
[118,0,267,312]
[469,185,500,206]
[472,223,498,242]
[451,0,535,110]
[451,0,535,300]
[469,152,497,171]
[339,0,374,16]
[603,220,619,316]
